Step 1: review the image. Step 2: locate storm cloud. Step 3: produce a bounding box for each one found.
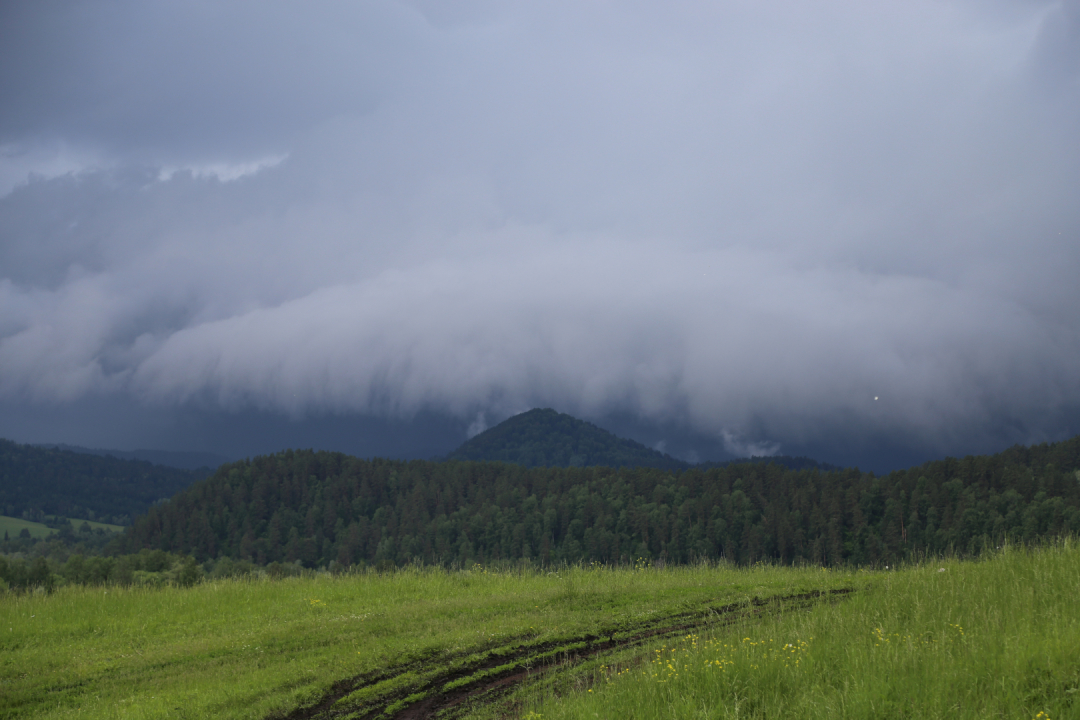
[2,0,1079,467]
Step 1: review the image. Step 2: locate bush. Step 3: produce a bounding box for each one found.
[173,556,203,587]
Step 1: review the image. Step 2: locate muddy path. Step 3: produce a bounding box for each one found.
[276,588,853,720]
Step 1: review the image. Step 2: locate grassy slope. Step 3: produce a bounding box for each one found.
[528,542,1080,720]
[0,516,55,540]
[0,563,856,719]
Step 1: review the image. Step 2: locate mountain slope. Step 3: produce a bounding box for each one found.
[446,408,690,470]
[33,444,230,471]
[0,439,208,525]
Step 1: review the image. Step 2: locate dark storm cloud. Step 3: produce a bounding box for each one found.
[1,0,1079,462]
[0,1,422,159]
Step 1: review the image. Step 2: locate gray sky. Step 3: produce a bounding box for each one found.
[1,0,1078,470]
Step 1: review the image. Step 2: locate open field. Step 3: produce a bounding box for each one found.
[1,562,859,719]
[2,543,1078,719]
[69,519,125,534]
[529,543,1080,720]
[0,516,55,540]
[0,516,124,540]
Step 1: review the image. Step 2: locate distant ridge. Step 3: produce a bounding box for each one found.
[1,439,208,525]
[446,408,689,470]
[446,408,840,472]
[33,443,230,471]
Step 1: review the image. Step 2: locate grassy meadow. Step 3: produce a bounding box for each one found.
[2,543,1078,719]
[0,516,56,540]
[527,542,1080,720]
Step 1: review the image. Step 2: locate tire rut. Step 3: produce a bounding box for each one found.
[276,588,853,720]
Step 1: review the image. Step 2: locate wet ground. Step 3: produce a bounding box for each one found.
[277,588,853,720]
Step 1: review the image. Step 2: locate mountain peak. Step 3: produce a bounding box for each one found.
[446,408,689,470]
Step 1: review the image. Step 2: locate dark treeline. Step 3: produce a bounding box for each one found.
[0,520,234,592]
[696,455,841,473]
[0,548,204,592]
[122,436,1080,568]
[0,439,208,526]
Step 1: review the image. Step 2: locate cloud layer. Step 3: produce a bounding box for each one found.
[2,0,1079,461]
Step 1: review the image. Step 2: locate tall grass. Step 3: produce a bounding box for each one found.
[7,545,1076,719]
[0,561,857,719]
[528,541,1080,720]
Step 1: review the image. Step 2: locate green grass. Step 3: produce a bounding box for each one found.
[0,516,55,540]
[70,519,125,533]
[0,562,857,719]
[0,516,124,540]
[527,542,1080,720]
[3,544,1078,719]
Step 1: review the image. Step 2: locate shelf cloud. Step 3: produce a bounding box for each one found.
[2,0,1078,465]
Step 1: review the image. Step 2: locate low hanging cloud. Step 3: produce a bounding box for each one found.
[1,0,1079,459]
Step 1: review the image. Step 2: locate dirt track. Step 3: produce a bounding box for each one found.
[276,588,853,720]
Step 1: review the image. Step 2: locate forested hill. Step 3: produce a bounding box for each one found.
[0,439,208,526]
[445,408,689,470]
[122,435,1080,568]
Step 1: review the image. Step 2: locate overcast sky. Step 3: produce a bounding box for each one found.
[1,0,1078,471]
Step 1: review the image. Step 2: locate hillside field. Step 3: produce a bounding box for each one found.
[2,542,1078,719]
